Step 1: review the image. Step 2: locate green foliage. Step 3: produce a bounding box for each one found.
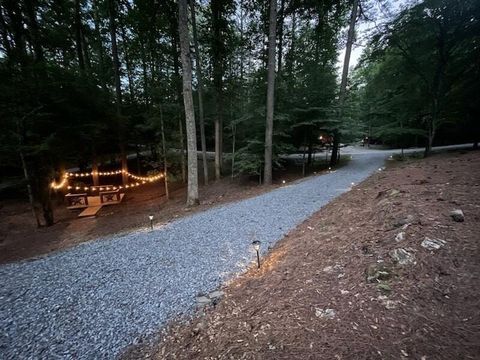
[353,0,480,148]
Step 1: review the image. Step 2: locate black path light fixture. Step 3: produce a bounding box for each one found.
[252,240,261,269]
[148,214,154,230]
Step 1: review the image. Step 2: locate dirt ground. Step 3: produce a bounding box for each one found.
[123,150,480,360]
[0,162,326,264]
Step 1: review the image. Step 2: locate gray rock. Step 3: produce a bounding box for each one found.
[388,189,401,197]
[393,215,415,228]
[450,209,464,222]
[208,290,224,299]
[389,248,415,265]
[196,296,211,305]
[421,237,446,250]
[366,264,392,283]
[315,308,336,319]
[377,283,392,293]
[395,232,406,242]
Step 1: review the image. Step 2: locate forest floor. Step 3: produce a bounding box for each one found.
[0,160,334,264]
[124,150,480,360]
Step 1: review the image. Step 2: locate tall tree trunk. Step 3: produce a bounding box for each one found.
[263,0,277,185]
[160,106,169,200]
[170,22,187,184]
[190,0,208,186]
[120,25,135,102]
[24,0,43,62]
[211,0,224,180]
[425,25,447,157]
[277,0,285,75]
[93,0,107,91]
[92,151,99,186]
[17,116,41,228]
[0,6,12,57]
[81,25,91,71]
[178,0,199,206]
[108,0,128,185]
[331,0,358,167]
[74,0,85,71]
[40,179,54,227]
[141,44,150,109]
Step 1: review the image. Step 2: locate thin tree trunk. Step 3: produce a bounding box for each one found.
[41,180,54,226]
[81,25,91,71]
[141,45,150,109]
[0,6,12,57]
[108,0,128,185]
[178,0,199,206]
[17,109,42,227]
[108,0,122,112]
[19,140,41,227]
[277,0,285,75]
[263,0,277,185]
[93,0,107,91]
[331,0,358,167]
[170,29,187,184]
[24,0,43,62]
[120,26,135,102]
[190,0,208,186]
[74,0,85,71]
[211,0,224,180]
[92,151,99,186]
[160,106,169,200]
[231,122,236,179]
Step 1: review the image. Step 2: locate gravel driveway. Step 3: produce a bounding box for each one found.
[0,152,388,359]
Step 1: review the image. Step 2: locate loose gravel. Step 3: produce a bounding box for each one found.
[0,153,386,359]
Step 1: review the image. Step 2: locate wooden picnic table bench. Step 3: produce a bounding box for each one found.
[65,193,88,209]
[100,188,121,204]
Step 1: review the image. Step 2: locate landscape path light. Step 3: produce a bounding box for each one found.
[149,214,154,230]
[252,240,261,269]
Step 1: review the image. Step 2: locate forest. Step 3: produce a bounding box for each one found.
[0,0,479,226]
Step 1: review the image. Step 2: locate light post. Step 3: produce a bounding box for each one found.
[252,240,261,269]
[148,214,154,230]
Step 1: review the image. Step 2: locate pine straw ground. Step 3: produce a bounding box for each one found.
[124,150,480,360]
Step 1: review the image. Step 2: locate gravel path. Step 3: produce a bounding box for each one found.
[0,153,388,359]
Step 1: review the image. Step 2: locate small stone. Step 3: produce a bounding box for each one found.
[395,232,406,242]
[322,266,333,273]
[366,264,392,283]
[450,209,464,222]
[378,295,399,309]
[315,308,335,319]
[388,189,400,197]
[377,283,392,293]
[421,237,446,250]
[196,296,211,305]
[389,248,415,266]
[193,320,206,334]
[208,290,224,299]
[393,215,414,228]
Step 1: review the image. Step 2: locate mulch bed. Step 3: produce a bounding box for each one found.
[123,150,480,360]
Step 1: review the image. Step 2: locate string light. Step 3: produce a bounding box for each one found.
[50,176,68,190]
[51,169,164,190]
